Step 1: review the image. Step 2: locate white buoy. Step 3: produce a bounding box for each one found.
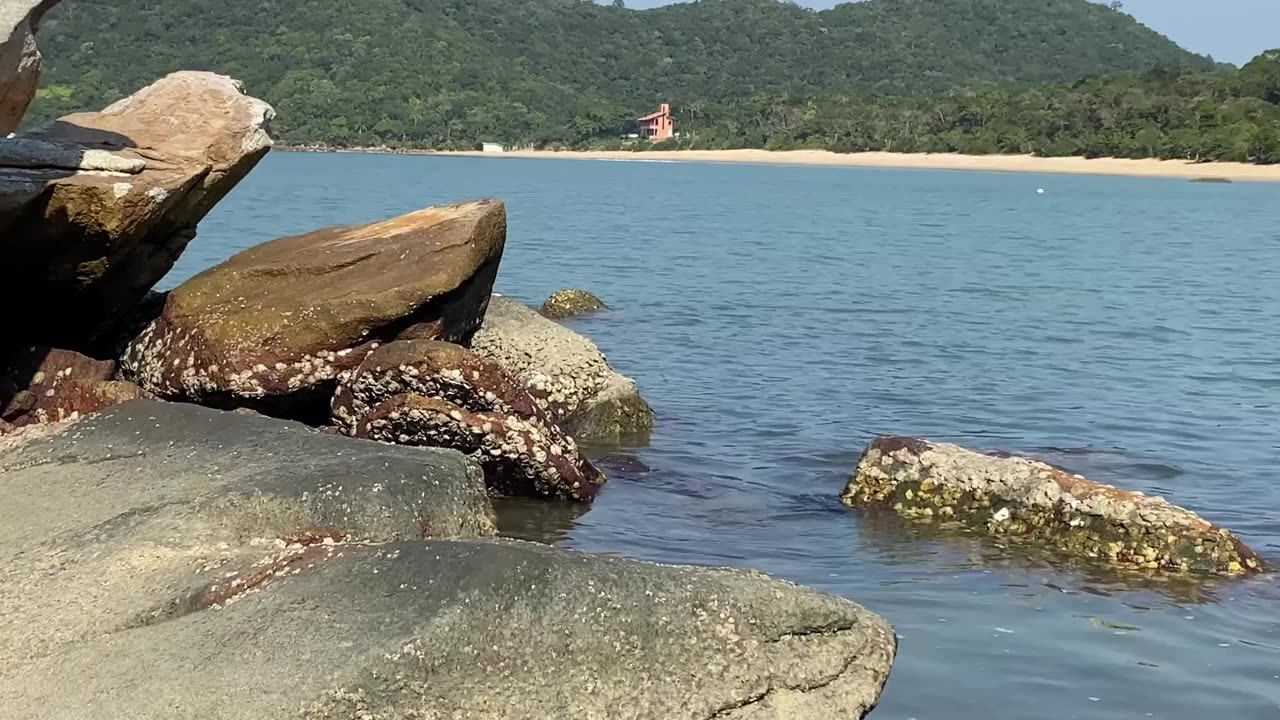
[1036,188,1045,194]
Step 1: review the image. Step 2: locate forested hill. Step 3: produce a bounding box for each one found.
[27,0,1214,147]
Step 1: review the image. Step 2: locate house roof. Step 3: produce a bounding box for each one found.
[637,109,670,121]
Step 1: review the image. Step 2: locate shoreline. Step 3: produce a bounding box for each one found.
[280,145,1280,182]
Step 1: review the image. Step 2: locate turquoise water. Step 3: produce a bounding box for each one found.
[180,153,1280,719]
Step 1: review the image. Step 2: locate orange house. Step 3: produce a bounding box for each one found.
[637,103,674,141]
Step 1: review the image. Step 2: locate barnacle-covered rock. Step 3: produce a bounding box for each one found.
[357,393,604,502]
[0,347,147,430]
[842,436,1266,575]
[470,295,652,441]
[120,200,506,422]
[331,338,549,436]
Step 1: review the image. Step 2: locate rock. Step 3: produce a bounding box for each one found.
[470,295,652,441]
[0,71,275,352]
[0,0,59,134]
[0,346,148,429]
[0,398,496,540]
[0,475,893,720]
[331,338,550,436]
[121,200,507,422]
[842,436,1266,575]
[358,394,605,502]
[540,288,608,319]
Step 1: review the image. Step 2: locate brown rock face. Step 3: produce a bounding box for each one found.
[0,71,274,351]
[0,347,147,429]
[0,0,60,134]
[121,200,507,422]
[357,394,605,502]
[842,436,1266,575]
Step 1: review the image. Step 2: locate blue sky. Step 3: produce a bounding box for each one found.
[615,0,1275,66]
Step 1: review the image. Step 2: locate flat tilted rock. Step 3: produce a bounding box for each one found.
[121,200,507,421]
[470,295,652,441]
[0,0,59,134]
[842,436,1266,575]
[0,71,274,351]
[0,533,894,720]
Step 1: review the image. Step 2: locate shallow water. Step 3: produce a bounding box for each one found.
[181,153,1280,719]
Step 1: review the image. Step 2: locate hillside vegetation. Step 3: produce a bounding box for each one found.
[23,0,1279,162]
[28,0,1212,141]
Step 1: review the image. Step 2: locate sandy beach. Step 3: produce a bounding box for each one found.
[428,148,1280,182]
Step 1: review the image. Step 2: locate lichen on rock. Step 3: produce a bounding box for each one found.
[539,288,608,320]
[842,436,1266,575]
[470,295,652,441]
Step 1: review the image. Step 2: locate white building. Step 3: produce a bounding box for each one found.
[481,142,505,153]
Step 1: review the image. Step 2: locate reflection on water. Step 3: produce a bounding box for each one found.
[191,154,1280,720]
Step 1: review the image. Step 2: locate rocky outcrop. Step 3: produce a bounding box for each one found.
[842,436,1266,575]
[358,394,605,501]
[0,402,894,718]
[0,346,147,429]
[0,71,275,352]
[540,288,608,319]
[470,295,652,441]
[121,200,508,422]
[0,0,59,134]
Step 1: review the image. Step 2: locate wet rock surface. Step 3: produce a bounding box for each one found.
[0,346,146,429]
[120,200,507,421]
[0,0,59,134]
[0,71,274,351]
[471,295,653,440]
[540,288,608,319]
[358,393,605,502]
[842,436,1265,575]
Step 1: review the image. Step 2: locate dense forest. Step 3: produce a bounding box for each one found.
[22,0,1280,163]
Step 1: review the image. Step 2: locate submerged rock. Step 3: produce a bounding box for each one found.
[842,436,1266,575]
[0,71,274,351]
[0,346,146,429]
[121,200,507,422]
[540,288,608,319]
[358,393,605,501]
[470,295,652,440]
[0,0,59,134]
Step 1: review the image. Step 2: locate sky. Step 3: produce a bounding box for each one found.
[615,0,1275,66]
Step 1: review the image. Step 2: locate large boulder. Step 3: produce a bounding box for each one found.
[0,346,146,430]
[842,436,1266,575]
[470,295,653,441]
[0,0,59,134]
[121,200,508,422]
[0,406,895,718]
[0,71,275,351]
